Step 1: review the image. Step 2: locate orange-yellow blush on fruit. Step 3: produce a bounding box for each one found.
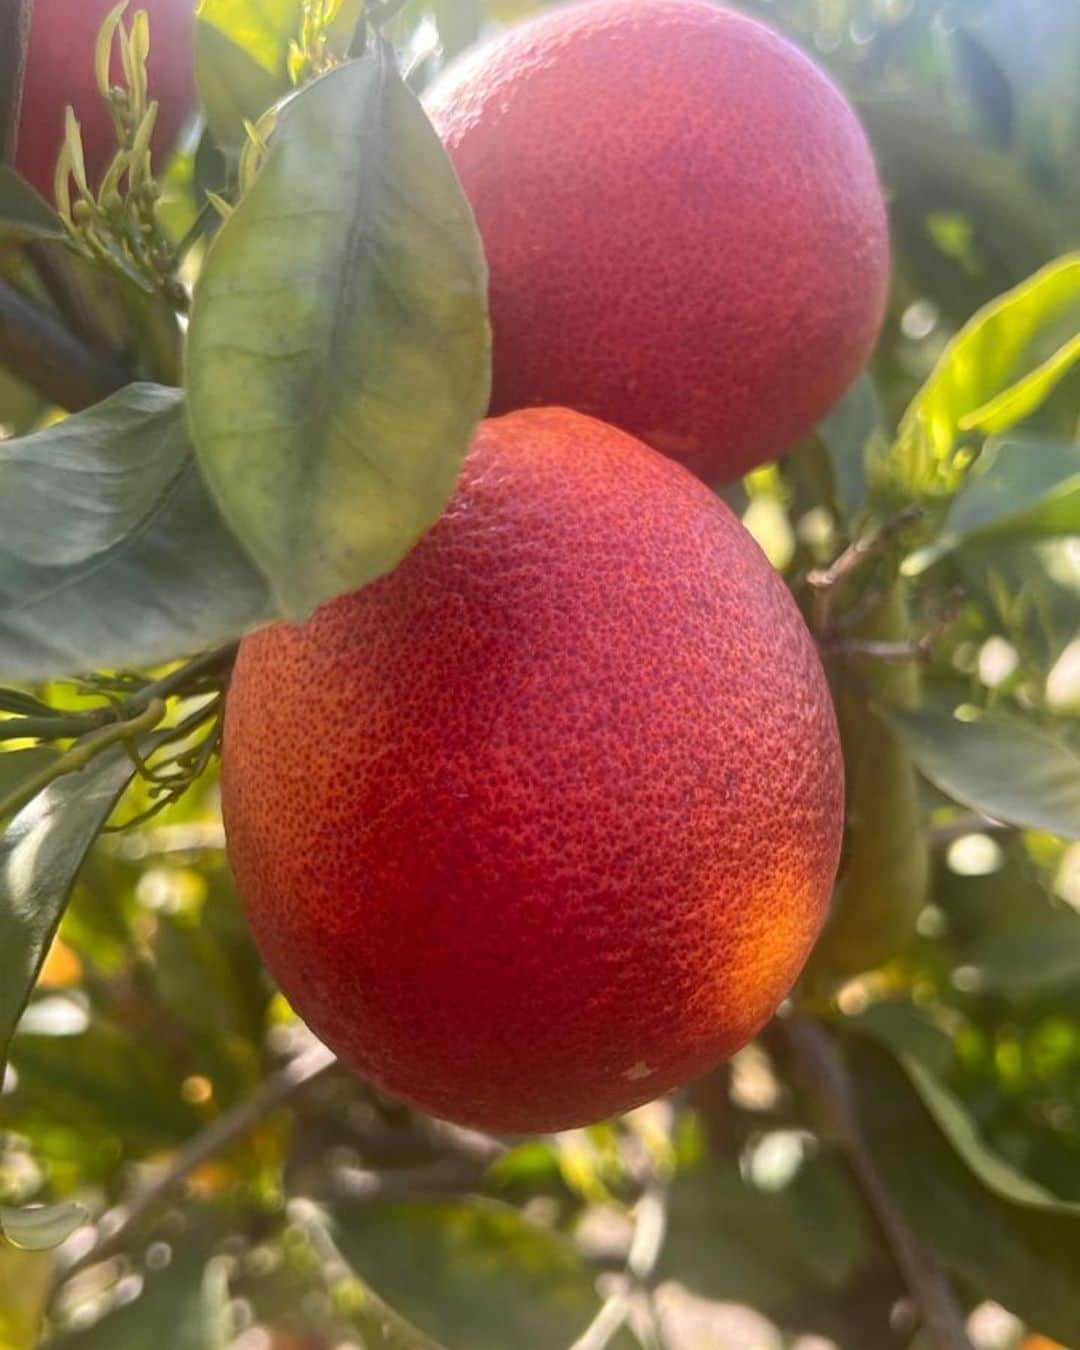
[222,408,844,1133]
[424,0,891,484]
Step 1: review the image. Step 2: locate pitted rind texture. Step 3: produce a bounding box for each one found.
[424,0,891,484]
[222,408,844,1132]
[17,0,195,201]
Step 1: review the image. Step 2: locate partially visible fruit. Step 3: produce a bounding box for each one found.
[807,583,929,983]
[222,407,845,1133]
[16,0,196,201]
[425,0,890,484]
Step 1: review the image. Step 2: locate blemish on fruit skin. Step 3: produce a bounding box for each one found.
[624,1061,655,1082]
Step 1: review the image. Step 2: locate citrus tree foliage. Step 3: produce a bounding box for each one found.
[0,1,1077,1348]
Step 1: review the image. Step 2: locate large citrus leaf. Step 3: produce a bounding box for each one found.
[186,46,490,620]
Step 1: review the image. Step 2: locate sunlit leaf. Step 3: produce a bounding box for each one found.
[0,166,66,242]
[883,253,1080,498]
[186,47,490,619]
[195,22,285,149]
[888,692,1080,840]
[962,334,1080,435]
[843,1033,1080,1344]
[0,1202,86,1251]
[0,384,272,680]
[197,0,302,77]
[0,748,136,1072]
[907,434,1080,571]
[196,0,364,145]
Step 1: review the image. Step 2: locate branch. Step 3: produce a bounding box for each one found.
[0,697,165,819]
[54,1044,338,1288]
[0,0,34,164]
[0,277,131,411]
[0,644,238,744]
[570,1184,669,1350]
[784,1018,974,1350]
[807,507,923,635]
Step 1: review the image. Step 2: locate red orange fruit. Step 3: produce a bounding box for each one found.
[222,408,843,1132]
[425,0,890,484]
[17,0,195,202]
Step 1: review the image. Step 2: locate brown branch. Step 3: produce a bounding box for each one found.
[0,0,34,164]
[0,276,131,410]
[53,1044,338,1288]
[808,506,924,634]
[785,1018,974,1350]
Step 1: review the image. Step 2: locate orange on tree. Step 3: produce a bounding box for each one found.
[221,408,844,1133]
[424,0,891,484]
[16,0,196,201]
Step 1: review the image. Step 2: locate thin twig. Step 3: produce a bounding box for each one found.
[571,1184,670,1350]
[0,644,238,744]
[0,276,132,411]
[0,0,34,164]
[808,507,924,634]
[54,1044,338,1288]
[784,1018,974,1350]
[0,698,165,820]
[828,588,965,665]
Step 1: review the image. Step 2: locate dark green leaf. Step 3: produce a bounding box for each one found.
[0,166,66,242]
[815,373,884,521]
[335,1197,605,1350]
[0,1202,86,1251]
[908,434,1080,571]
[0,747,136,1071]
[0,749,59,814]
[963,910,1080,999]
[843,1033,1080,1343]
[186,48,490,619]
[51,1246,231,1349]
[0,384,272,681]
[888,692,1080,840]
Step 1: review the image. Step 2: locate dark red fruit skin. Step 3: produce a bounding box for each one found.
[222,409,844,1134]
[16,0,195,201]
[424,0,890,485]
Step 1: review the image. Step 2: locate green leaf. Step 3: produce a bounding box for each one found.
[962,910,1080,1000]
[50,1245,231,1349]
[816,372,884,521]
[197,0,303,77]
[962,334,1080,436]
[0,1202,86,1251]
[195,0,364,146]
[0,166,66,242]
[195,22,286,149]
[885,253,1080,498]
[0,750,59,815]
[0,384,272,681]
[907,433,1080,572]
[0,747,136,1073]
[842,1032,1080,1344]
[888,692,1080,840]
[186,48,490,620]
[334,1197,605,1350]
